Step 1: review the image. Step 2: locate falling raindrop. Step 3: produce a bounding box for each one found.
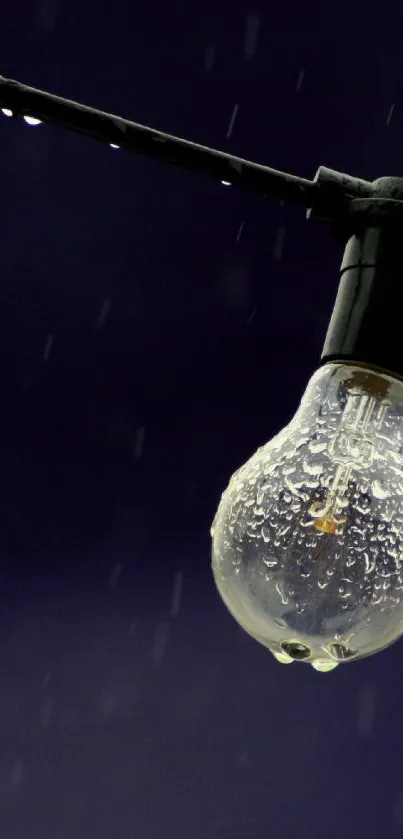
[37,0,58,30]
[226,103,239,139]
[39,697,54,728]
[42,670,51,689]
[108,563,123,589]
[170,571,183,617]
[244,11,260,62]
[134,425,146,460]
[9,759,24,793]
[236,220,245,242]
[246,308,257,325]
[357,684,377,736]
[296,69,305,92]
[96,297,111,329]
[99,684,119,718]
[44,333,53,362]
[386,104,395,126]
[151,622,170,666]
[204,45,216,73]
[394,790,403,824]
[273,225,286,262]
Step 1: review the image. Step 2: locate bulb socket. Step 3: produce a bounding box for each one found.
[322,222,403,382]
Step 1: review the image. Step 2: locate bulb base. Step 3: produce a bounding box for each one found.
[322,224,403,381]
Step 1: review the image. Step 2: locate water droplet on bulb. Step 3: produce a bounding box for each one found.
[281,641,311,660]
[276,582,289,605]
[303,459,324,476]
[364,552,376,574]
[272,650,294,664]
[285,477,305,494]
[263,556,279,569]
[328,643,356,660]
[261,526,271,543]
[311,659,338,672]
[372,480,390,500]
[309,441,327,454]
[274,617,287,628]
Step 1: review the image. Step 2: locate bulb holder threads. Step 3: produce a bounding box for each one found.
[320,176,403,381]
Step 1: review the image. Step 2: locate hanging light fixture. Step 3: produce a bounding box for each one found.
[0,76,401,670]
[212,172,403,670]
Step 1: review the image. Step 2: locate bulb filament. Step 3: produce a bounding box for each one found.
[308,390,389,535]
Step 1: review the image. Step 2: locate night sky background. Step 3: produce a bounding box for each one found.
[0,1,403,837]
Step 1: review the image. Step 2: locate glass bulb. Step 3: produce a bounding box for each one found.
[211,363,403,671]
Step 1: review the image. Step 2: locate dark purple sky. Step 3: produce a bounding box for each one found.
[0,1,402,837]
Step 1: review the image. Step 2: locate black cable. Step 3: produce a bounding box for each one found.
[0,76,374,216]
[0,75,317,203]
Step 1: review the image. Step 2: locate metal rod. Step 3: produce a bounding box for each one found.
[0,75,319,205]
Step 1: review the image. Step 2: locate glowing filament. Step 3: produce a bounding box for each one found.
[308,391,388,535]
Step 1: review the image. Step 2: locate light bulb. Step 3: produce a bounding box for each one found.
[211,363,403,671]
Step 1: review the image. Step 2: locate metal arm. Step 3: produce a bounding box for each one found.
[0,75,374,217]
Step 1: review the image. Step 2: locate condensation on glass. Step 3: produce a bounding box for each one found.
[211,363,403,672]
